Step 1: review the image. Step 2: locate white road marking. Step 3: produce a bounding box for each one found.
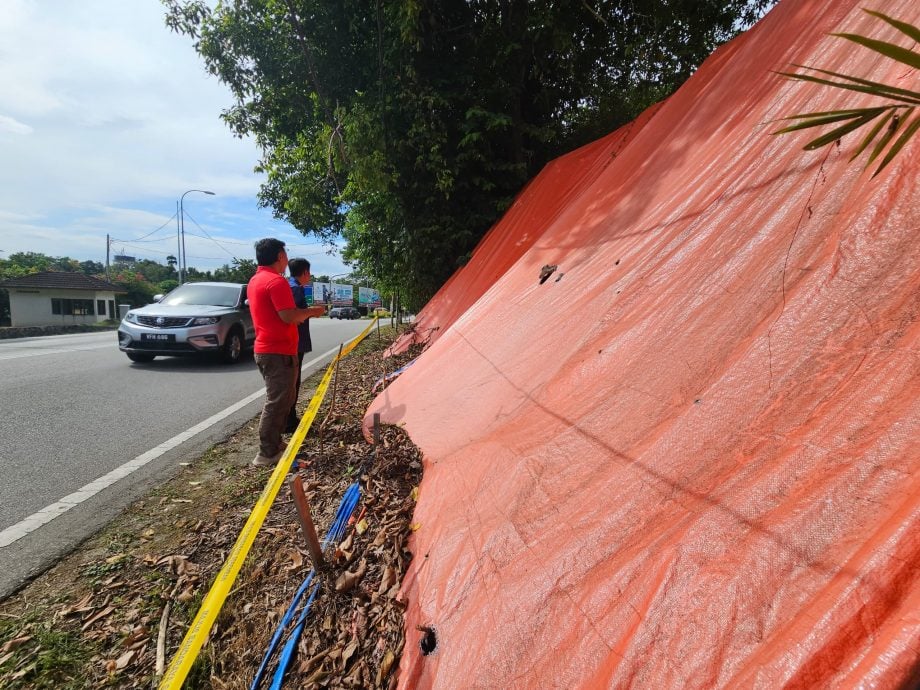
[0,346,340,549]
[0,343,112,360]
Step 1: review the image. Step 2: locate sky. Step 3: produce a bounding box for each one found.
[0,0,350,277]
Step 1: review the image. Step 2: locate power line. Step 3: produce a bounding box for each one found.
[183,211,243,259]
[114,241,227,261]
[111,211,178,243]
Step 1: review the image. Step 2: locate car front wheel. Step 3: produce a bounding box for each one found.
[221,328,244,364]
[127,352,155,363]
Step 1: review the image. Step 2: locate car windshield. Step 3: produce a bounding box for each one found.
[160,284,240,308]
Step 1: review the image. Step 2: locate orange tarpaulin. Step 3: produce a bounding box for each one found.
[369,0,920,687]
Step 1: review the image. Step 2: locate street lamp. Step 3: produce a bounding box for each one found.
[178,189,215,283]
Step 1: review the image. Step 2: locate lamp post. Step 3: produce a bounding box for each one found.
[179,189,215,283]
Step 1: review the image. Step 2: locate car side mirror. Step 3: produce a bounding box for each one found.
[153,294,164,302]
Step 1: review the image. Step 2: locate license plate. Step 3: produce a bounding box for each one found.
[141,333,175,342]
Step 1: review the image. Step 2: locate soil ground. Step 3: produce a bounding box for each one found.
[0,323,424,689]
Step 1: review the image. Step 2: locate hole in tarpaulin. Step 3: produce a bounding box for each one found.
[418,625,437,655]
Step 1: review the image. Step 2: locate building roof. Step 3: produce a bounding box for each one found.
[0,271,125,292]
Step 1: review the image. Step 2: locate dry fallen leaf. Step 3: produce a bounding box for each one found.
[335,559,367,593]
[377,649,395,685]
[355,518,368,535]
[305,668,329,684]
[0,635,32,654]
[285,550,304,571]
[177,586,196,603]
[341,639,359,670]
[123,625,149,647]
[377,566,397,596]
[339,532,354,552]
[58,592,94,617]
[81,605,116,632]
[115,649,136,670]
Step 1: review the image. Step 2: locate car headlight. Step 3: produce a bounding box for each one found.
[124,312,139,324]
[191,316,220,325]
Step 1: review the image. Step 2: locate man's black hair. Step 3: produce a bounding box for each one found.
[288,258,311,278]
[254,238,286,266]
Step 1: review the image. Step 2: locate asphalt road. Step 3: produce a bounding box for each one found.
[0,318,369,597]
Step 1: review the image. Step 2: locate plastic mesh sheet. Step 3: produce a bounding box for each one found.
[369,1,920,687]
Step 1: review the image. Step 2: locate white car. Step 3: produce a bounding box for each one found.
[117,282,254,364]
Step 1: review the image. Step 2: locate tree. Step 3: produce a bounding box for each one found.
[134,259,176,284]
[110,271,157,307]
[212,258,257,283]
[79,260,105,275]
[157,279,180,295]
[164,0,770,309]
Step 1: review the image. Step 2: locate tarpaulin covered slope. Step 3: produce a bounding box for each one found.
[393,103,663,355]
[369,1,920,687]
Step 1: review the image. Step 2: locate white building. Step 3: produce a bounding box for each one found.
[0,272,125,327]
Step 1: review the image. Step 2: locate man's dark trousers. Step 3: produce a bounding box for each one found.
[255,353,298,457]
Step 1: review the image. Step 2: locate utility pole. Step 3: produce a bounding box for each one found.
[105,234,110,281]
[176,201,182,283]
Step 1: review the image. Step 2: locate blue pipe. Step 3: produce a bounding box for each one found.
[249,572,315,690]
[268,583,321,690]
[250,482,361,690]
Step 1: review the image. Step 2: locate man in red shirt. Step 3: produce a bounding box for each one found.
[248,238,325,466]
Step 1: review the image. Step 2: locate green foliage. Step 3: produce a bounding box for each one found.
[110,271,157,307]
[127,258,177,284]
[164,0,770,309]
[1,252,83,275]
[212,257,257,283]
[774,10,920,176]
[157,279,180,294]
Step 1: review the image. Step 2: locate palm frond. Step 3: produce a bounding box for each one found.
[866,111,905,167]
[775,11,920,177]
[802,109,889,150]
[874,109,920,176]
[849,110,895,161]
[863,10,920,44]
[785,64,920,103]
[777,71,920,106]
[830,33,920,70]
[772,108,886,134]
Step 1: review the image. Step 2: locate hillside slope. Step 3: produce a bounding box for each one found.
[369,0,920,687]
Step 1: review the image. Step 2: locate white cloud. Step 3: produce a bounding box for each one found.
[0,115,32,135]
[0,0,344,273]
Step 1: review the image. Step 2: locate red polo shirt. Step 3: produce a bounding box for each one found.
[248,266,298,355]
